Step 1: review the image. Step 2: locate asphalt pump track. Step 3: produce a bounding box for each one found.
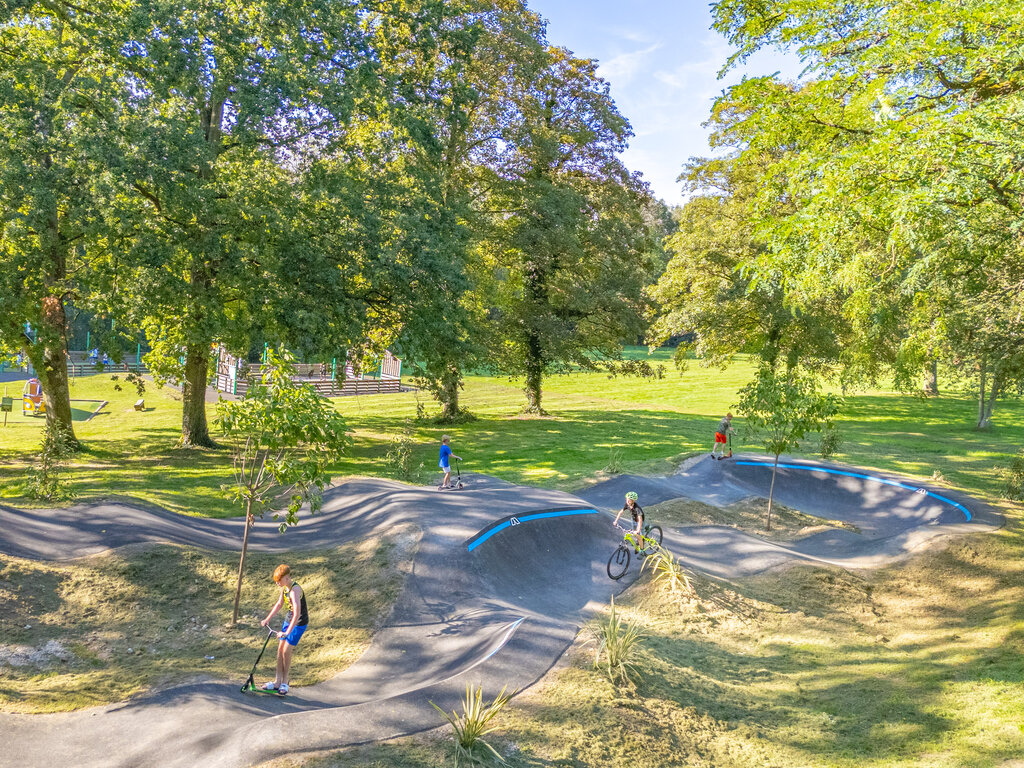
[0,456,1002,768]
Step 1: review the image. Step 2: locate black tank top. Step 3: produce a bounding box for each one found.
[283,583,309,626]
[622,502,644,524]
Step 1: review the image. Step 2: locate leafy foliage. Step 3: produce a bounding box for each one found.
[430,683,514,767]
[215,348,347,531]
[1003,454,1024,502]
[384,419,417,481]
[737,366,840,529]
[738,367,840,460]
[703,0,1024,424]
[214,346,346,621]
[0,2,124,441]
[480,48,659,413]
[386,0,547,421]
[649,156,845,372]
[818,425,842,460]
[100,0,383,447]
[29,421,77,502]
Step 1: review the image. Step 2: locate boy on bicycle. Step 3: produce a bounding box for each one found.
[613,491,645,553]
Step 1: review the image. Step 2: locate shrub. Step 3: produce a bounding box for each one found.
[385,419,416,480]
[819,426,842,460]
[430,684,514,766]
[1004,455,1024,501]
[29,421,77,502]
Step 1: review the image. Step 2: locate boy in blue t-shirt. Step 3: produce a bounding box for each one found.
[438,435,462,489]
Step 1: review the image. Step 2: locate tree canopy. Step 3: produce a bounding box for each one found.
[699,0,1024,425]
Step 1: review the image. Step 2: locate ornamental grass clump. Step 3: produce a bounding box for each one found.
[642,546,695,607]
[587,596,644,688]
[430,683,514,766]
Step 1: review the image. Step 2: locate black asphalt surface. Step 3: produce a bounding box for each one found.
[0,456,1002,767]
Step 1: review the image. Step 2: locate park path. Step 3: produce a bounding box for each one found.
[0,457,1003,768]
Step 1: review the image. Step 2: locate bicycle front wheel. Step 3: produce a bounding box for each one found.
[607,545,631,580]
[642,525,663,555]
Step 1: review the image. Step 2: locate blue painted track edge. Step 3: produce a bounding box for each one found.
[734,460,972,521]
[466,508,600,552]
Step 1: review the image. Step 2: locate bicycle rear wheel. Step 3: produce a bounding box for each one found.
[607,545,630,580]
[642,525,663,555]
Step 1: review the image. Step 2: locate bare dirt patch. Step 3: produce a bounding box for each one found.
[651,495,860,541]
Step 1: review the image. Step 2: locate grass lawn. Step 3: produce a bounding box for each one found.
[2,353,1020,515]
[0,374,238,516]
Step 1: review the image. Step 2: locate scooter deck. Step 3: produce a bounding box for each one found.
[241,678,285,695]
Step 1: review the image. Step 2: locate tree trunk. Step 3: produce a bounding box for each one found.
[977,356,990,430]
[766,454,779,531]
[41,335,77,444]
[978,366,999,430]
[923,358,938,396]
[232,501,254,624]
[523,330,545,415]
[35,160,78,444]
[181,342,215,447]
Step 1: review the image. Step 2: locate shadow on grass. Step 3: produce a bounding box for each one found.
[343,408,721,489]
[2,395,1021,521]
[0,542,401,713]
[622,522,1024,763]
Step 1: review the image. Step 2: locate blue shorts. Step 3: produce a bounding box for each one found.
[281,621,308,647]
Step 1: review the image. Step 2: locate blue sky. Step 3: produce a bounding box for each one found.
[529,0,801,206]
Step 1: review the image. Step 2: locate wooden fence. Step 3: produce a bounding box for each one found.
[219,374,403,398]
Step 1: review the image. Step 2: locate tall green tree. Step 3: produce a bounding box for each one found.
[650,155,844,372]
[0,1,120,442]
[706,0,1024,425]
[482,48,656,413]
[374,0,547,421]
[108,0,375,447]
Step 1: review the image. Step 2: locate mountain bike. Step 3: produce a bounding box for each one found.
[607,523,663,580]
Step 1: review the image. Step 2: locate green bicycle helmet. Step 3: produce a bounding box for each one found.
[625,491,638,502]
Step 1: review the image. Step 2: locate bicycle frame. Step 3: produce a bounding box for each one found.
[620,526,657,552]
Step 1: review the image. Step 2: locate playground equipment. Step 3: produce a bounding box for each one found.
[213,346,404,397]
[22,378,45,417]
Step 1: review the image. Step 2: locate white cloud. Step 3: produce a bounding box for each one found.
[597,42,662,84]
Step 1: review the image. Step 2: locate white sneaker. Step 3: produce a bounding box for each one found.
[262,681,279,691]
[279,683,289,695]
